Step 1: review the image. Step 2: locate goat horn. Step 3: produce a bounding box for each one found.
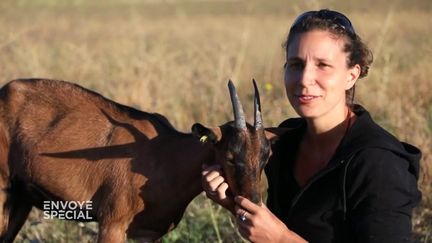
[253,79,263,130]
[228,80,246,129]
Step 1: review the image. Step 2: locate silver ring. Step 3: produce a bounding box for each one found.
[239,212,247,222]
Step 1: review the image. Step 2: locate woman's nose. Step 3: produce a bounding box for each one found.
[299,63,315,86]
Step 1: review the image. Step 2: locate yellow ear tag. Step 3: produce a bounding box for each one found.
[200,135,208,143]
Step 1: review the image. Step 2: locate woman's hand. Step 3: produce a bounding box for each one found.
[235,196,308,243]
[201,164,235,213]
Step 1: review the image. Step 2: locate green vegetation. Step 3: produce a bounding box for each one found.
[1,0,431,242]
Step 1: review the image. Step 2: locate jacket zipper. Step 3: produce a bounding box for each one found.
[288,159,346,217]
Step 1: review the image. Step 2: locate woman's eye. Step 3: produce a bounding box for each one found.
[318,62,330,68]
[286,62,303,70]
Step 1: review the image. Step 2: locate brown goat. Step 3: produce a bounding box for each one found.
[0,78,275,242]
[192,80,274,204]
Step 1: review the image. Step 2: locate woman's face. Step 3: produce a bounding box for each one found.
[284,30,359,119]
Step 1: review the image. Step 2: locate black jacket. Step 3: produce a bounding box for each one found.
[265,105,421,243]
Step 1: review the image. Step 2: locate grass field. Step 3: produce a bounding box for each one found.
[1,0,431,242]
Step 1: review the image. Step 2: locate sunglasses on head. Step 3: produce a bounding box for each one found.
[291,9,355,35]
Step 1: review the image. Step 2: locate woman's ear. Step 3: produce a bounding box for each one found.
[346,64,361,90]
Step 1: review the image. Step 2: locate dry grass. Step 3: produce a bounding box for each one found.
[0,0,431,242]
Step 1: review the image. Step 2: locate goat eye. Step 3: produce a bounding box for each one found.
[225,154,235,166]
[226,160,235,166]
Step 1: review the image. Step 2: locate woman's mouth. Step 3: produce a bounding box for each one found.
[296,95,320,104]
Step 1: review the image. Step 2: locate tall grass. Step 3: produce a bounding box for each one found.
[1,0,431,242]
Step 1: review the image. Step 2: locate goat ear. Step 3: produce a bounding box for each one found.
[191,123,221,144]
[264,127,293,144]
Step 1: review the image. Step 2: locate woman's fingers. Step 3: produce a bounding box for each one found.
[212,181,225,197]
[202,164,222,177]
[234,205,253,226]
[201,164,223,192]
[201,164,236,213]
[202,163,227,198]
[208,174,225,191]
[235,196,260,214]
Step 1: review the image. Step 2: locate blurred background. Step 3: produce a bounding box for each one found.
[1,0,431,242]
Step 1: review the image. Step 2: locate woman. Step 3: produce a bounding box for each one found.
[202,9,421,243]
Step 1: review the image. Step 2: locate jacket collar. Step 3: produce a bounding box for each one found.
[333,104,421,178]
[277,104,421,178]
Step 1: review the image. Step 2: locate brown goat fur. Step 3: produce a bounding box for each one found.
[0,78,277,242]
